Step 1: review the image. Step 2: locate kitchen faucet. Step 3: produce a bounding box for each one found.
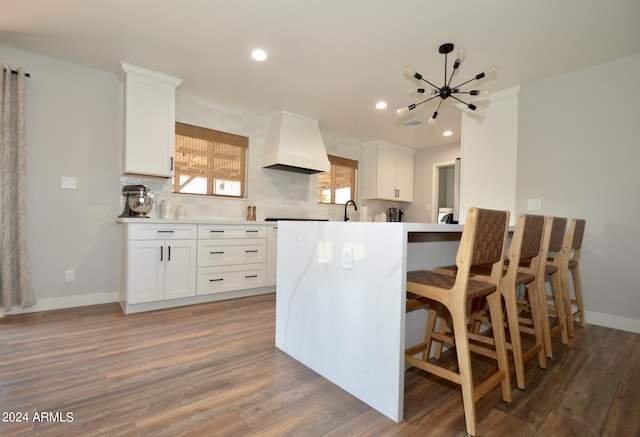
[344,200,358,221]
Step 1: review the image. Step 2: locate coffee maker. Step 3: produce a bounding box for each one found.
[388,207,404,222]
[119,185,153,218]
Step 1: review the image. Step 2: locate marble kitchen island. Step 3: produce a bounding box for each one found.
[275,221,464,422]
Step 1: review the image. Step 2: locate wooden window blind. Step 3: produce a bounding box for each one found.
[173,122,248,198]
[317,155,358,204]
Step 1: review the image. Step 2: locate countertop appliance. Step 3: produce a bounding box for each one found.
[388,207,404,222]
[119,184,153,218]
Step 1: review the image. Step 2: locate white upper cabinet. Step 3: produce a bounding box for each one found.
[121,62,182,177]
[363,140,415,202]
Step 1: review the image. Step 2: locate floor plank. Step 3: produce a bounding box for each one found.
[1,294,638,436]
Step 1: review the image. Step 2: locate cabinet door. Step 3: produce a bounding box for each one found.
[127,240,165,304]
[163,239,197,300]
[395,147,414,202]
[376,144,398,200]
[123,72,177,177]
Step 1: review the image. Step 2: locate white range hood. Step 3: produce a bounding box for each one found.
[263,111,330,174]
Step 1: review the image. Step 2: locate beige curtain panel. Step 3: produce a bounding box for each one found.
[1,64,35,310]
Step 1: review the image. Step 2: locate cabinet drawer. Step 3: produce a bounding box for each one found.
[197,239,266,267]
[197,264,266,295]
[198,225,266,239]
[128,224,197,240]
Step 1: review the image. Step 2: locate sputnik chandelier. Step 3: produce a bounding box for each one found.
[397,43,498,126]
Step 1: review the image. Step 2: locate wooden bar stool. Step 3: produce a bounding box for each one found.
[519,216,569,359]
[432,213,548,390]
[404,207,512,437]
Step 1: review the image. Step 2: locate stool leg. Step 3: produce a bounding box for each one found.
[571,265,586,328]
[422,305,439,362]
[549,270,569,344]
[560,265,575,337]
[525,280,547,370]
[537,275,554,358]
[486,290,512,403]
[503,283,527,390]
[449,303,477,436]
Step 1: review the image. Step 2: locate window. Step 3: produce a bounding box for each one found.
[173,122,248,198]
[317,155,358,204]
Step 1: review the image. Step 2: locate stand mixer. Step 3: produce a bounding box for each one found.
[119,185,153,218]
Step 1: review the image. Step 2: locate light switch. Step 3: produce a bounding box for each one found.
[61,176,77,190]
[527,198,542,211]
[342,247,353,269]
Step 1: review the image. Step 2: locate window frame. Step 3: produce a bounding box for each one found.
[317,154,358,204]
[173,122,249,198]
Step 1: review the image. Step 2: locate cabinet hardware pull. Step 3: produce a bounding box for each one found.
[157,230,175,233]
[210,230,224,233]
[160,245,163,261]
[245,250,258,253]
[209,278,224,282]
[245,230,259,233]
[210,251,224,255]
[170,157,174,171]
[245,275,258,278]
[167,246,171,261]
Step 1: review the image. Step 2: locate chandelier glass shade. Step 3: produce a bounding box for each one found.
[397,43,497,126]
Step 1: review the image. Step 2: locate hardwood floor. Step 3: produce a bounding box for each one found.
[1,294,638,436]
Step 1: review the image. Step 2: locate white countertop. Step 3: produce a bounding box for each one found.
[116,217,275,225]
[116,218,464,230]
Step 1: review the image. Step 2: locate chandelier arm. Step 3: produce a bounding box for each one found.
[419,77,441,90]
[449,94,471,107]
[433,97,445,113]
[413,94,441,108]
[447,68,457,88]
[451,76,479,89]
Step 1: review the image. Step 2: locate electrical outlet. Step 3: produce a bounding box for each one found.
[527,198,542,211]
[342,247,353,269]
[65,270,75,282]
[61,176,77,189]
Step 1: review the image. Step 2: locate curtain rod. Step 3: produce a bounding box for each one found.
[3,67,31,78]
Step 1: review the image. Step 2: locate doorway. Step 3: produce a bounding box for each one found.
[432,158,460,223]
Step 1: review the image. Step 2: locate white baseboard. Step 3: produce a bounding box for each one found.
[2,292,119,315]
[4,295,639,335]
[584,310,640,334]
[2,288,277,316]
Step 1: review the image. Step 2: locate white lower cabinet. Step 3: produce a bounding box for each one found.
[121,222,275,312]
[197,263,266,295]
[196,225,267,295]
[124,224,197,304]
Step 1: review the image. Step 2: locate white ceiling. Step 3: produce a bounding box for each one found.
[2,0,639,149]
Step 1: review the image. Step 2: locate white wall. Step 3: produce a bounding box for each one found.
[516,53,640,331]
[459,87,520,225]
[0,45,123,311]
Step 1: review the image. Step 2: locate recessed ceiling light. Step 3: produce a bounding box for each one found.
[251,49,268,61]
[375,101,388,110]
[442,130,453,137]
